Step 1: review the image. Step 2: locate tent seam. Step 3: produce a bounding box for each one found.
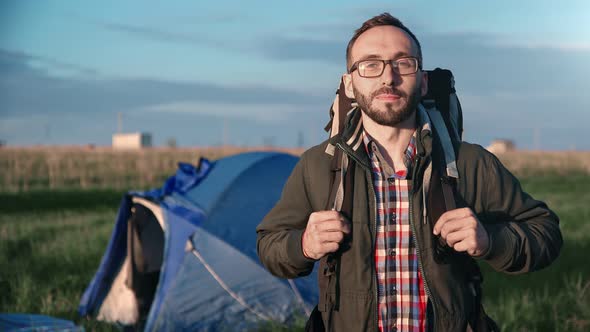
[190,247,273,322]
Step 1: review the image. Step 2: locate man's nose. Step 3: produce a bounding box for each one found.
[381,62,401,86]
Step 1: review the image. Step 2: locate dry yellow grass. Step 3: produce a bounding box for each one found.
[494,150,590,176]
[0,146,304,192]
[0,146,587,192]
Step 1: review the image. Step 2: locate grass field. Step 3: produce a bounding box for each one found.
[1,146,588,192]
[0,146,304,192]
[481,175,590,331]
[0,191,120,331]
[0,148,589,331]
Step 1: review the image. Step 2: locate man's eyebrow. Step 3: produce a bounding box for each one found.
[361,54,381,60]
[356,51,414,61]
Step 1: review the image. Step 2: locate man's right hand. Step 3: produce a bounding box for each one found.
[302,211,351,260]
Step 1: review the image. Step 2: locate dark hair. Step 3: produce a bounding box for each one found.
[346,13,422,71]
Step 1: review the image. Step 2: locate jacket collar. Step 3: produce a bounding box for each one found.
[329,106,434,169]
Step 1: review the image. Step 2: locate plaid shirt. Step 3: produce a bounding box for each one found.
[364,130,428,332]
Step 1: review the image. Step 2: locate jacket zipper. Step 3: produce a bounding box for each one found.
[410,155,439,331]
[369,181,378,331]
[335,143,367,170]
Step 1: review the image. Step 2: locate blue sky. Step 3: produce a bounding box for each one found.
[1,0,589,149]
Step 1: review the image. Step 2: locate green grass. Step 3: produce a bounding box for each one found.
[0,176,588,331]
[480,174,590,331]
[0,190,125,331]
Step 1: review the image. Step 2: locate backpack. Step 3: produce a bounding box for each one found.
[307,69,499,332]
[323,68,463,226]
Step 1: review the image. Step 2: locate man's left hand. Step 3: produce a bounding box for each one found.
[433,207,489,257]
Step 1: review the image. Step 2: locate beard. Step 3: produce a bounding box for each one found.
[354,84,422,127]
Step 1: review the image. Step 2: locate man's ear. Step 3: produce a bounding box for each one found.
[420,71,428,97]
[342,73,355,99]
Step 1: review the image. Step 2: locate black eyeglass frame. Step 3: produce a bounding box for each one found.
[348,57,421,77]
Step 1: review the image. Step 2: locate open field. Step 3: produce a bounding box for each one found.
[0,146,305,192]
[1,147,589,331]
[1,146,589,192]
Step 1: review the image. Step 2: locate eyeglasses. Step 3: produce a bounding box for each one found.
[348,57,420,77]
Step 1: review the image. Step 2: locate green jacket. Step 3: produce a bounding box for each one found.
[256,111,562,331]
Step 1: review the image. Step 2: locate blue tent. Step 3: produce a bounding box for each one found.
[0,314,84,332]
[79,151,318,331]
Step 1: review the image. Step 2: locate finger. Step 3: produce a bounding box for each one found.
[340,218,351,234]
[319,231,345,244]
[439,218,476,240]
[303,232,342,259]
[444,228,476,247]
[310,210,343,223]
[315,219,351,233]
[433,208,474,235]
[322,242,340,254]
[451,238,477,254]
[433,211,453,235]
[324,210,350,225]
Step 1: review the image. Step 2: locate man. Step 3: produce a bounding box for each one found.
[256,13,561,331]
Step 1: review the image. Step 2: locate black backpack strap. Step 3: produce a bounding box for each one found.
[424,68,463,143]
[428,135,456,264]
[429,132,498,331]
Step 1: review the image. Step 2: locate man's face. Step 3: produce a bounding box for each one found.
[344,25,427,126]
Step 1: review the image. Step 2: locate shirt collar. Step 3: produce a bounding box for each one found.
[362,107,432,178]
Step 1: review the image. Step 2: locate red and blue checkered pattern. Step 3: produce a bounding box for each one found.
[364,131,428,332]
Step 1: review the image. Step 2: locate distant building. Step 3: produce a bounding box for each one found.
[486,139,515,154]
[112,132,152,149]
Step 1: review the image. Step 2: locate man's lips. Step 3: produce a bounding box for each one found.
[375,93,401,101]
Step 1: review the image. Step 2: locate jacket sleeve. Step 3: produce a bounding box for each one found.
[469,146,563,274]
[256,153,317,279]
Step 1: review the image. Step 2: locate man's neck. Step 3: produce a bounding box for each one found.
[361,111,417,172]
